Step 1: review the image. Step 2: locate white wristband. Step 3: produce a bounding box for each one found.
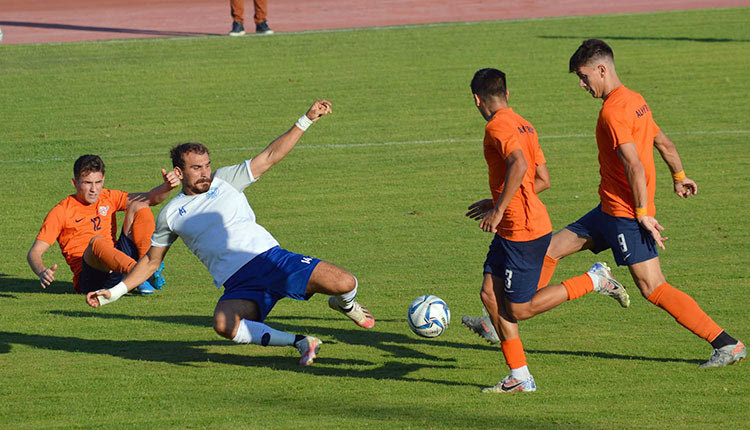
[295,114,313,131]
[96,281,128,306]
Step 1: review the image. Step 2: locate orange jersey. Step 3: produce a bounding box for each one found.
[596,85,660,218]
[484,107,552,241]
[36,189,128,286]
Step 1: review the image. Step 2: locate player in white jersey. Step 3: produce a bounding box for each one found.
[86,100,374,366]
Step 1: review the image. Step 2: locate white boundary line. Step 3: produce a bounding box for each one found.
[3,130,747,164]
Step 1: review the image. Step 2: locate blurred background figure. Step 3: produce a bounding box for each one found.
[229,0,273,36]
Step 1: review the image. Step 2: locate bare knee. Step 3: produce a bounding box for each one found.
[628,259,666,299]
[213,313,234,339]
[509,305,534,321]
[308,262,356,295]
[339,273,356,293]
[127,198,149,213]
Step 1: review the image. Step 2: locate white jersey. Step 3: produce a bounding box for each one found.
[152,160,279,288]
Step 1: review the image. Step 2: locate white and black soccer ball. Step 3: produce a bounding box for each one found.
[407,294,450,338]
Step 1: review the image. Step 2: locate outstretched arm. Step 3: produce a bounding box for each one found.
[128,168,180,206]
[249,99,333,179]
[617,142,667,249]
[27,239,58,288]
[653,130,697,198]
[86,245,170,307]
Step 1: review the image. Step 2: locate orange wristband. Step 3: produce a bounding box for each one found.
[672,170,686,181]
[635,207,647,218]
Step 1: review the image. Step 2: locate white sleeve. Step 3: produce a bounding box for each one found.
[151,206,179,247]
[214,160,258,192]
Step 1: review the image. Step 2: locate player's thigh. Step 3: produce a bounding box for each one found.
[627,257,666,298]
[306,261,355,296]
[547,228,593,260]
[213,299,261,337]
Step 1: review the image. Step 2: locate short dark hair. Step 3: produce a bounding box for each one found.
[569,39,614,72]
[73,154,105,180]
[470,68,507,100]
[170,142,210,169]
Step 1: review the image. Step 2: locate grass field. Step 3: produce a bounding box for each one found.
[1,7,749,429]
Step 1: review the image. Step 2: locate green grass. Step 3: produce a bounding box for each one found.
[1,7,749,429]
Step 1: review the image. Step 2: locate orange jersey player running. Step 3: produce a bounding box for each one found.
[542,39,745,368]
[27,155,179,294]
[464,41,745,369]
[468,68,629,393]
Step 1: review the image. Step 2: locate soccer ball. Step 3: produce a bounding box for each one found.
[407,294,450,338]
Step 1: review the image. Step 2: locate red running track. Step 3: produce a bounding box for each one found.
[0,0,746,45]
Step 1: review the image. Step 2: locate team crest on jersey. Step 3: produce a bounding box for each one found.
[206,188,219,199]
[98,206,109,216]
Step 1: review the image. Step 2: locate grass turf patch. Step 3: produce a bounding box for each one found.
[1,7,748,429]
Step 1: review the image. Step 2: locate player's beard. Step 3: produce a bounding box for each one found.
[188,178,211,194]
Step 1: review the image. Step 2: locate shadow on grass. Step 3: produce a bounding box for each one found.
[0,330,473,387]
[48,310,703,366]
[538,35,750,43]
[0,20,220,37]
[0,273,77,295]
[51,309,488,358]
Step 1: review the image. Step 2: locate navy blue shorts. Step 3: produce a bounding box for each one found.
[483,233,551,304]
[78,231,139,294]
[566,204,658,266]
[220,246,321,321]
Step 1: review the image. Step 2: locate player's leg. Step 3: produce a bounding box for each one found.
[482,285,536,393]
[629,257,745,367]
[80,233,158,294]
[480,238,537,393]
[83,236,135,274]
[120,199,166,289]
[463,214,602,333]
[214,298,322,366]
[462,273,502,344]
[307,261,375,329]
[540,228,594,285]
[120,199,155,257]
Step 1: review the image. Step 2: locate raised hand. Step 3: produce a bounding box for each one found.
[162,168,180,190]
[305,99,333,122]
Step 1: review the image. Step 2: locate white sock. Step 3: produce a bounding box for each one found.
[333,277,358,310]
[510,365,531,381]
[587,272,602,291]
[232,319,296,347]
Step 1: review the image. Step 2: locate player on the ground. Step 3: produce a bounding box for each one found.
[28,155,178,294]
[468,69,628,393]
[86,100,375,366]
[467,39,745,367]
